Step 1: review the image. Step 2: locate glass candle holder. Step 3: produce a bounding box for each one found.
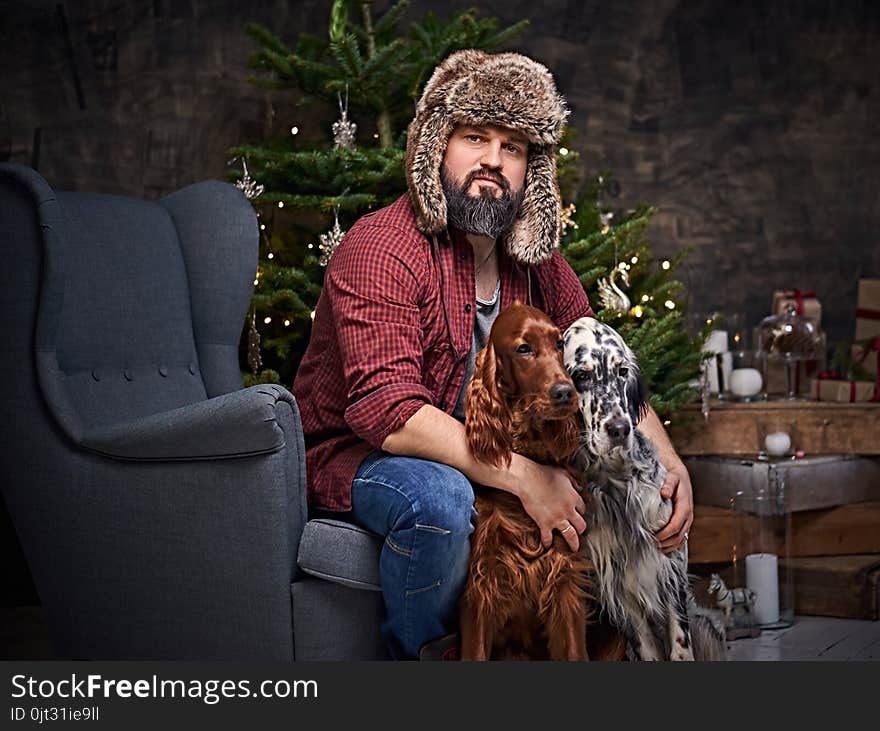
[731,468,795,630]
[723,350,766,402]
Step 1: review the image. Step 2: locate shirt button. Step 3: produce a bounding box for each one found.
[159,365,168,377]
[123,369,133,381]
[464,304,471,314]
[459,253,466,261]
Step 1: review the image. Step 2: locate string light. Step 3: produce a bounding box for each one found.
[661,260,670,270]
[284,319,290,327]
[631,256,638,264]
[310,310,316,320]
[373,133,379,139]
[308,243,313,249]
[641,294,649,302]
[267,252,274,259]
[618,262,627,270]
[632,305,644,318]
[253,278,259,286]
[263,317,272,324]
[290,126,299,135]
[559,147,569,156]
[663,420,671,427]
[278,201,284,208]
[665,300,676,310]
[260,224,266,230]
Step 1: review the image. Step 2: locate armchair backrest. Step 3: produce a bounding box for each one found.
[0,164,258,442]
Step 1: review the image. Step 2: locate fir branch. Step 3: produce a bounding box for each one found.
[245,23,289,57]
[373,0,411,40]
[329,32,365,79]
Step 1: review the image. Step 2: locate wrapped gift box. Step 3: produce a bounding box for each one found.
[772,288,822,326]
[809,377,875,403]
[855,279,880,341]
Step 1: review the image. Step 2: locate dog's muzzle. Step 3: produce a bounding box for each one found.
[604,418,631,445]
[549,382,574,405]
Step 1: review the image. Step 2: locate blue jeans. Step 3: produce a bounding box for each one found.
[351,451,477,659]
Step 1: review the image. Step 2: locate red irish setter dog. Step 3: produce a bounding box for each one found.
[461,302,593,660]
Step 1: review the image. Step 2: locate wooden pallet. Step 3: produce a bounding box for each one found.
[669,400,880,456]
[689,501,880,564]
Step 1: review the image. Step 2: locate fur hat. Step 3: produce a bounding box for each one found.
[405,49,569,266]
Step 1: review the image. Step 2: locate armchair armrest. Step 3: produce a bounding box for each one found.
[81,384,296,460]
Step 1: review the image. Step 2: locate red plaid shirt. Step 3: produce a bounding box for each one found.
[293,195,594,511]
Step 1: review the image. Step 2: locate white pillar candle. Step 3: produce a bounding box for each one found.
[703,329,729,355]
[702,351,733,394]
[719,352,733,392]
[746,553,780,625]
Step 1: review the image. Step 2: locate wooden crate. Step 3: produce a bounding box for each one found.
[689,501,880,564]
[669,400,880,457]
[784,555,880,620]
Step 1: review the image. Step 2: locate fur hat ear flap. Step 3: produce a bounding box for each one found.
[504,146,562,266]
[405,109,453,236]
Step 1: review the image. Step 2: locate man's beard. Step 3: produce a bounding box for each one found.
[441,165,524,239]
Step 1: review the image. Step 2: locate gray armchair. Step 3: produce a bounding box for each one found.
[0,163,387,660]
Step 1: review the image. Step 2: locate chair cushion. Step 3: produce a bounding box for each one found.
[297,519,382,591]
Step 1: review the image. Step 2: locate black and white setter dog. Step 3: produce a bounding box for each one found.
[563,316,694,661]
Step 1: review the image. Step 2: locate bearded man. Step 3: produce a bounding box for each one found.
[292,50,693,659]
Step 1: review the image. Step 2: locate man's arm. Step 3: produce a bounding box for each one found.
[382,404,587,551]
[638,406,693,553]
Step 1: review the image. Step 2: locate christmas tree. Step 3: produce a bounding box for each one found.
[232,1,704,419]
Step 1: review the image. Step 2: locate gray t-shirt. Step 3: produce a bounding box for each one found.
[453,281,502,421]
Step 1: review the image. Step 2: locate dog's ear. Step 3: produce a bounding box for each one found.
[465,343,513,467]
[626,367,650,425]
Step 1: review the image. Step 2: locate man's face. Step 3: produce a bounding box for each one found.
[441,124,529,238]
[442,124,529,197]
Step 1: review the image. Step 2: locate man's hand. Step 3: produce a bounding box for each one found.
[655,463,693,554]
[512,457,587,552]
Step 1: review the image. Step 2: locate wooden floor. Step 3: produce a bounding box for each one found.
[725,616,880,661]
[2,606,879,660]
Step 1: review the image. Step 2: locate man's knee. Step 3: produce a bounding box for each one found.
[411,462,475,535]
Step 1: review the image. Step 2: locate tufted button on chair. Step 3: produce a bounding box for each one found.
[0,163,387,660]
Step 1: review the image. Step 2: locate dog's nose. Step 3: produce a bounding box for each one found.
[550,382,574,404]
[605,419,631,443]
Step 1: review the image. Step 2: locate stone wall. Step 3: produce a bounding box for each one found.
[3,0,878,346]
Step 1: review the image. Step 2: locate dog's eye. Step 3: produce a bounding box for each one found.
[619,367,629,377]
[573,369,592,384]
[556,339,564,351]
[515,344,532,355]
